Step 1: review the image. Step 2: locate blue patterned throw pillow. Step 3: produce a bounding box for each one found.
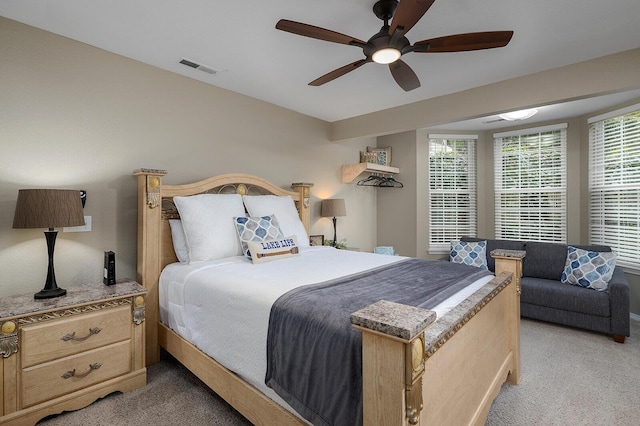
[561,246,617,292]
[450,240,488,269]
[234,215,284,259]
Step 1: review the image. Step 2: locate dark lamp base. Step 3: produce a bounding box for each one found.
[34,286,67,300]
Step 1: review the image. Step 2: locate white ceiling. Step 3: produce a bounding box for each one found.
[2,0,640,126]
[429,89,640,131]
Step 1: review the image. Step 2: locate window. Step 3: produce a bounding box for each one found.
[428,134,477,252]
[588,105,640,270]
[494,124,567,242]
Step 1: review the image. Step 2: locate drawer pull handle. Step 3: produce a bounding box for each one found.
[61,327,102,342]
[62,363,102,379]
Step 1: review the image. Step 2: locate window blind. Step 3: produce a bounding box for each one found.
[428,135,478,252]
[494,124,567,243]
[589,107,640,270]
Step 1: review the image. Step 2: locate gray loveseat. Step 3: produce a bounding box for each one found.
[461,237,630,343]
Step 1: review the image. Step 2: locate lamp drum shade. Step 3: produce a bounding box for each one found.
[321,198,347,218]
[13,189,85,229]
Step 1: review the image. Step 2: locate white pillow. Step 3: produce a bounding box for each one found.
[168,219,189,263]
[173,194,246,262]
[242,195,309,247]
[246,235,300,264]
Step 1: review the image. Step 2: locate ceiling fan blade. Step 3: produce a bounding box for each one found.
[389,0,436,36]
[309,59,369,86]
[276,19,366,47]
[412,31,514,52]
[389,59,420,91]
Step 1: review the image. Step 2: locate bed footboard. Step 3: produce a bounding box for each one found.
[352,251,524,425]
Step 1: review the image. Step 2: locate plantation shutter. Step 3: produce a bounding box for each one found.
[588,105,640,269]
[428,134,478,253]
[494,124,567,243]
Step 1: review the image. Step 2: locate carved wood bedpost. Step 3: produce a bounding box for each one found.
[351,301,437,425]
[134,168,167,365]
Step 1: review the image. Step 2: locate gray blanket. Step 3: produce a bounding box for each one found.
[265,258,491,426]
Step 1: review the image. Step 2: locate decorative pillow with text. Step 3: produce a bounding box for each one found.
[246,235,300,264]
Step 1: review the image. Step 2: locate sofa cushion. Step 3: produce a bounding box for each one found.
[520,303,611,335]
[522,241,568,280]
[521,277,610,317]
[522,242,612,281]
[461,237,525,272]
[573,244,612,253]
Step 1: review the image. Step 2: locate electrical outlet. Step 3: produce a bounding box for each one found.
[64,216,92,232]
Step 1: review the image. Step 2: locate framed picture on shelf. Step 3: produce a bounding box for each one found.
[366,146,392,166]
[309,235,324,246]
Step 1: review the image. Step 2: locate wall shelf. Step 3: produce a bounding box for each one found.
[341,162,400,183]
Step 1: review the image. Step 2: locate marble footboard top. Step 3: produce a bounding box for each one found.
[350,271,513,358]
[422,272,512,358]
[350,300,437,341]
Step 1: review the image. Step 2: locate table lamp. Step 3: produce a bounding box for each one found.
[13,189,85,299]
[321,198,346,248]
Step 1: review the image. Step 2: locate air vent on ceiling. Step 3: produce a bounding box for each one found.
[179,58,217,75]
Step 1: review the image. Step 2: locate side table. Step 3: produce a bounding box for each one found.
[0,279,147,425]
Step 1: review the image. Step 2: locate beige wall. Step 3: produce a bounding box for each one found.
[0,17,378,298]
[376,131,417,257]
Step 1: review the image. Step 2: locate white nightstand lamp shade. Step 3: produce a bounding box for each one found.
[321,198,346,248]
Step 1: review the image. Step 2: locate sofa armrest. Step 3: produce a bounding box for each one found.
[608,267,630,337]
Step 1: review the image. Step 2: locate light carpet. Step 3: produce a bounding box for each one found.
[38,318,640,425]
[487,318,640,426]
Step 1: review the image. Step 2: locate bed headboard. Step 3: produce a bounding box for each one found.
[134,169,313,364]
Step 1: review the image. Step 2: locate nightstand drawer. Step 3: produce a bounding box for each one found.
[21,304,131,368]
[21,340,132,408]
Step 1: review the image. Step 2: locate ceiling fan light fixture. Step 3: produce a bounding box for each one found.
[276,0,514,90]
[499,108,539,121]
[372,47,401,64]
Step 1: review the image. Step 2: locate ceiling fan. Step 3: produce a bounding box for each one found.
[276,0,513,91]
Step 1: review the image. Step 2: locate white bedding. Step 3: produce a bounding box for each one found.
[159,245,493,416]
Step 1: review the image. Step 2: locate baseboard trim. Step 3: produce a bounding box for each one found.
[630,313,640,322]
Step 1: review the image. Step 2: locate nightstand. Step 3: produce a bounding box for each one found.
[0,279,147,425]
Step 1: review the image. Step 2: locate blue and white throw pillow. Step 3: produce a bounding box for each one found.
[234,215,284,259]
[561,246,617,292]
[450,240,488,269]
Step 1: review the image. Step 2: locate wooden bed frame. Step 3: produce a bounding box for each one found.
[135,169,524,426]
